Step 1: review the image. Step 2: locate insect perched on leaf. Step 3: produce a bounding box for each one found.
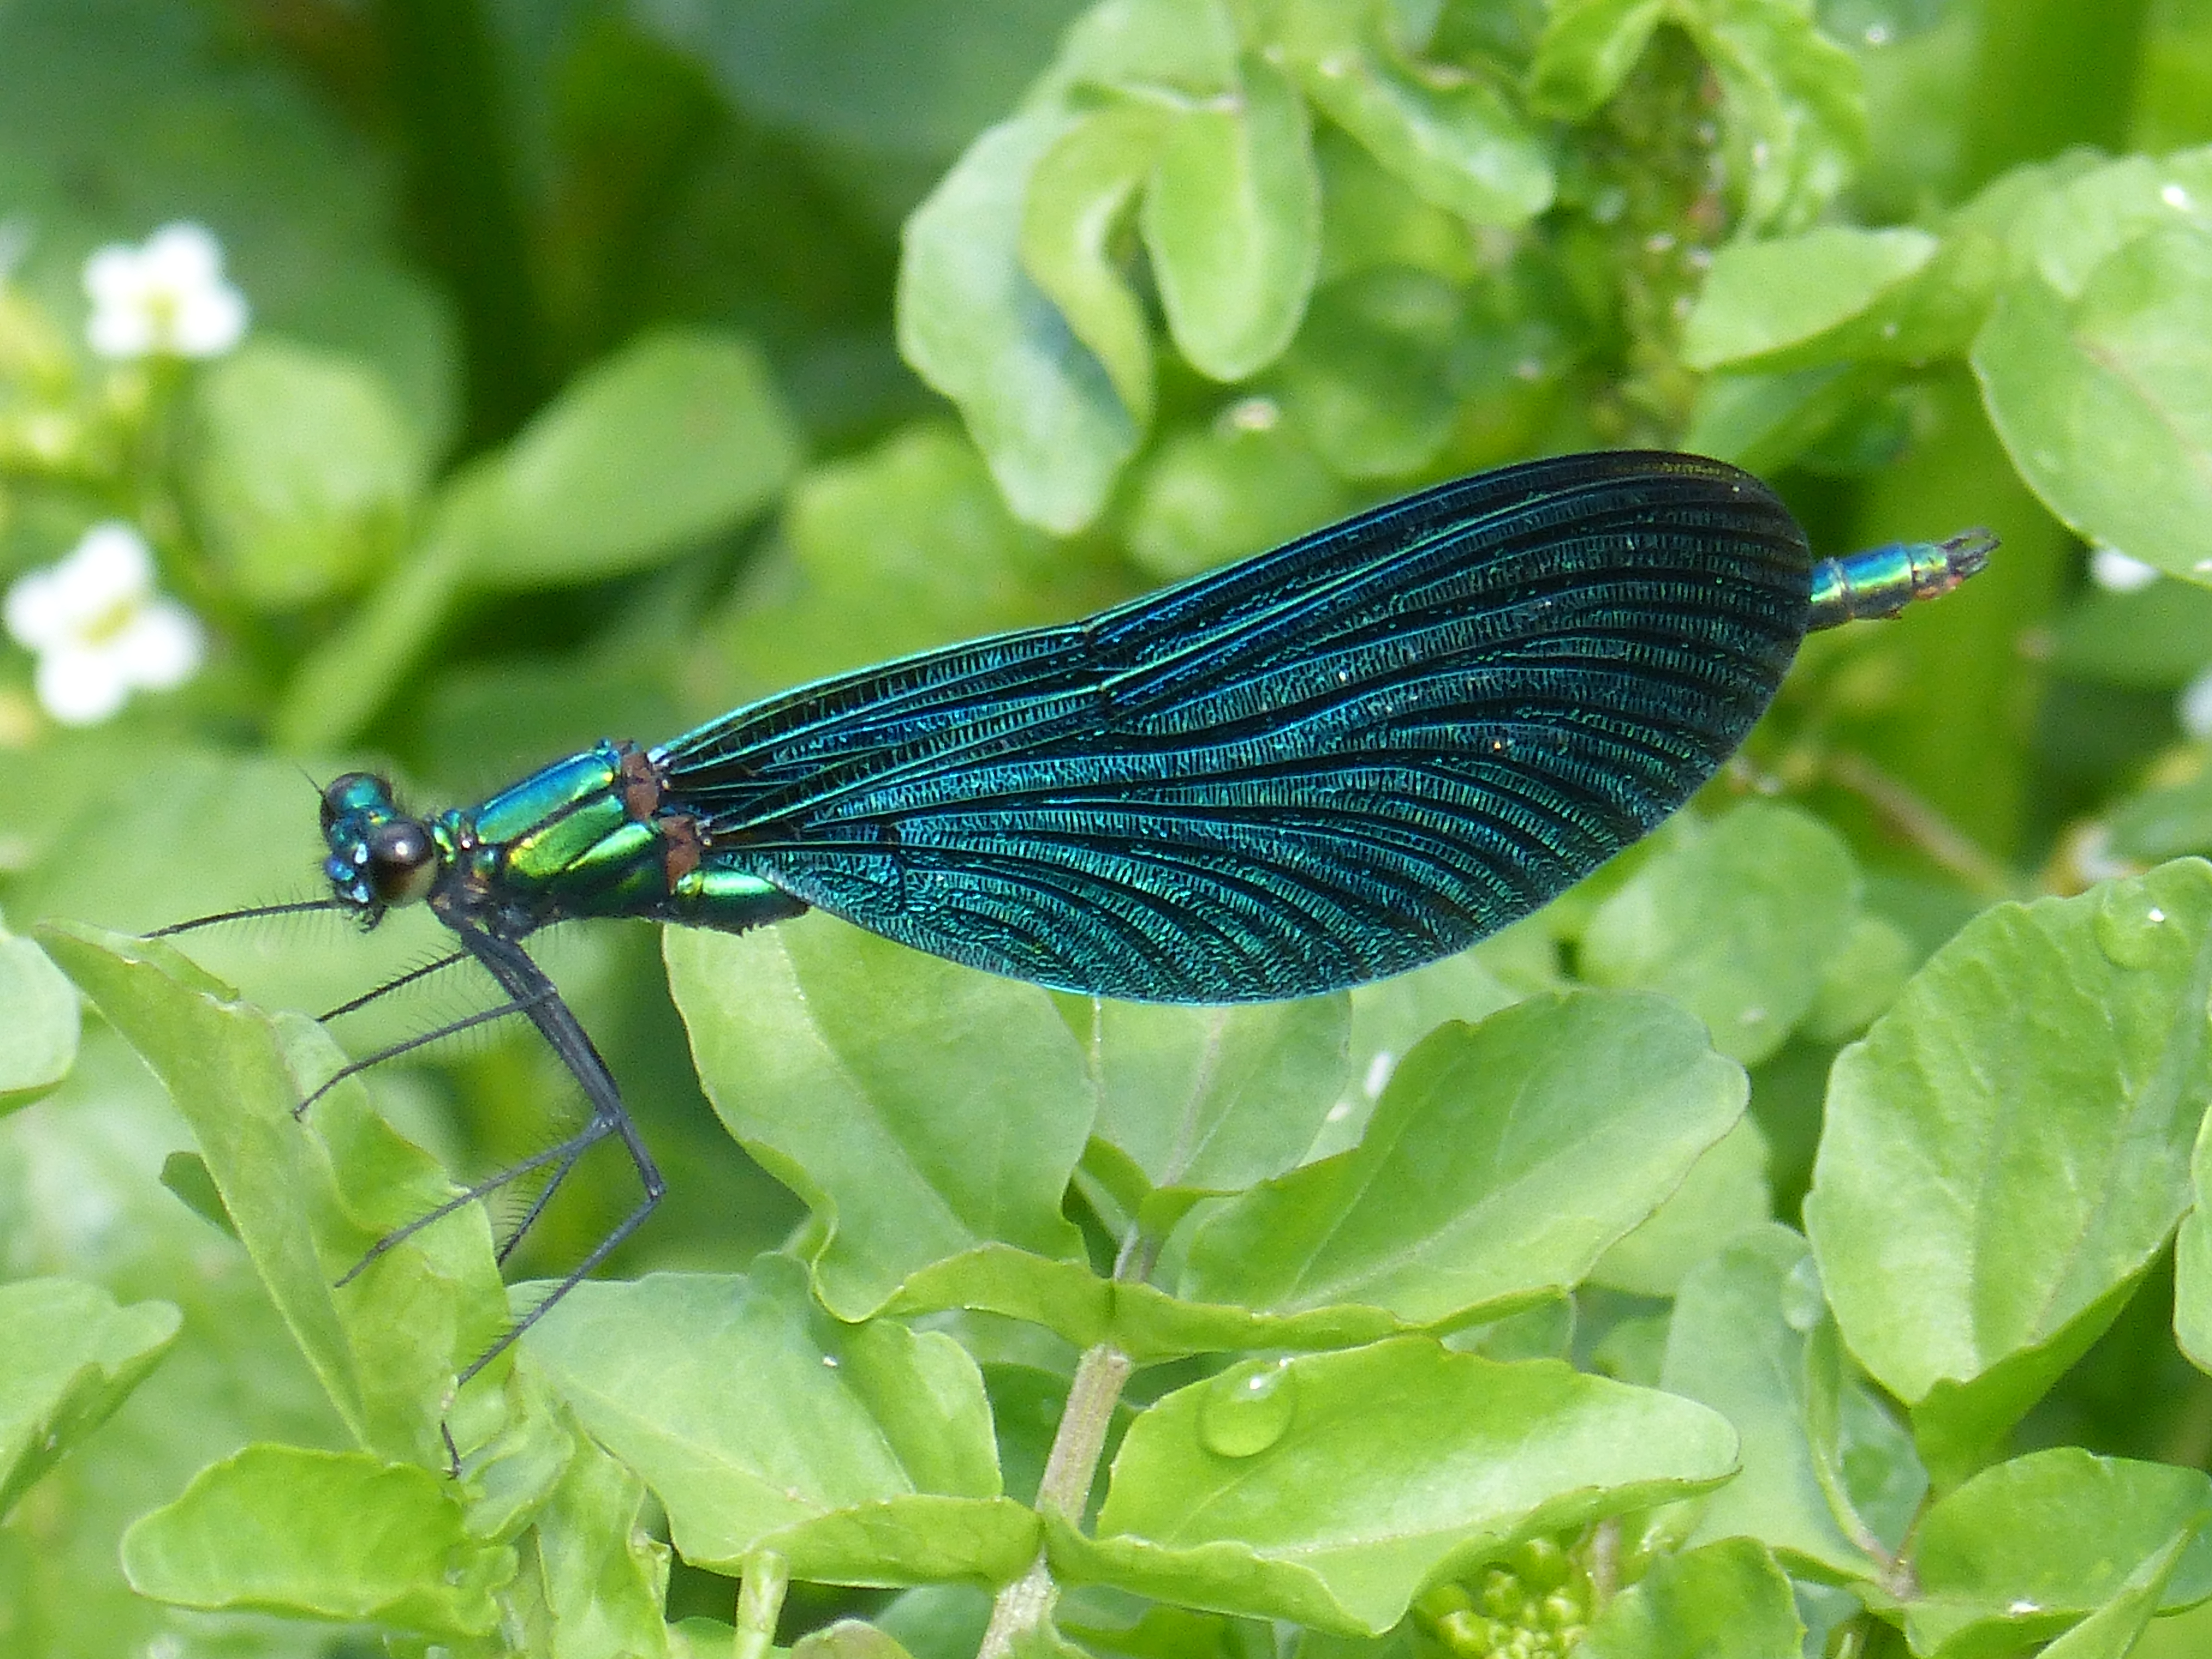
[160,449,1992,1377]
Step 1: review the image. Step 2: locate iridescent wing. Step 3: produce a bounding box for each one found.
[653,450,1811,1001]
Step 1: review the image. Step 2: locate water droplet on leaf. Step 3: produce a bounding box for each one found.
[2094,882,2181,969]
[1199,1358,1297,1457]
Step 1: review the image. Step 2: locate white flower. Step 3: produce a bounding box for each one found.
[4,523,205,724]
[82,223,248,360]
[2090,545,2161,593]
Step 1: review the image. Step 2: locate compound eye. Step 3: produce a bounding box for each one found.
[321,771,387,833]
[365,818,438,906]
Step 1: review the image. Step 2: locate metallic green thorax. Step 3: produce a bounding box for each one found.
[320,740,804,941]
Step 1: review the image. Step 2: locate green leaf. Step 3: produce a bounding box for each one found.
[706,422,1113,705]
[2039,1526,2201,1659]
[0,926,77,1112]
[2171,1104,2212,1373]
[882,1243,1396,1364]
[635,0,1088,158]
[1142,54,1322,381]
[1800,913,1916,1044]
[666,915,1092,1319]
[515,1428,673,1659]
[1052,0,1240,98]
[186,337,427,609]
[525,1260,1037,1584]
[1057,1337,1737,1633]
[900,110,1141,532]
[1681,226,1938,370]
[1903,1447,2212,1658]
[1680,362,1889,473]
[1803,863,2212,1484]
[795,1620,922,1659]
[2005,149,2212,305]
[1124,412,1351,580]
[1577,1537,1803,1658]
[1588,1117,1770,1297]
[2048,578,2212,691]
[1526,0,1665,120]
[272,460,490,750]
[1314,940,1530,1159]
[1020,102,1171,426]
[34,923,508,1465]
[0,1278,180,1518]
[120,1444,514,1636]
[1078,996,1350,1214]
[1289,33,1553,227]
[1674,0,1864,236]
[1973,226,2212,585]
[1580,802,1861,1066]
[1655,1225,1887,1578]
[1276,269,1463,479]
[476,328,800,588]
[1181,991,1745,1325]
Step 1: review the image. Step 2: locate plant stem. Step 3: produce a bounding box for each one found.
[978,1218,1150,1659]
[734,1548,789,1659]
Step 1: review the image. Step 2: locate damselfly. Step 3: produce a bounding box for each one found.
[159,449,1992,1376]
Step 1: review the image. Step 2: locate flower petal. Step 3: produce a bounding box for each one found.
[35,646,131,725]
[62,523,156,611]
[141,222,224,289]
[174,284,248,357]
[118,599,206,691]
[3,567,68,651]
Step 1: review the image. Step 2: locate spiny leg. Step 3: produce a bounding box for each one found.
[293,986,552,1118]
[441,924,665,1383]
[320,949,471,1022]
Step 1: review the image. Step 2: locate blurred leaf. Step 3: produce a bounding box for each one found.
[0,1277,179,1517]
[2005,149,2212,304]
[1056,1337,1736,1632]
[1680,361,1888,472]
[1527,0,1666,120]
[187,337,427,610]
[1655,1225,1885,1578]
[1020,102,1171,425]
[120,1444,514,1635]
[665,914,1092,1320]
[2048,579,2212,690]
[1803,864,2212,1483]
[1577,1537,1802,1658]
[1051,0,1240,97]
[1182,992,1745,1324]
[1676,0,1865,235]
[1902,1447,2212,1658]
[1974,226,2212,585]
[1580,802,1861,1066]
[2171,1097,2212,1372]
[1077,996,1350,1218]
[1124,413,1351,579]
[527,1259,1037,1583]
[1588,1116,1770,1297]
[2112,769,2212,867]
[35,923,508,1466]
[1681,226,1937,369]
[795,1620,921,1659]
[900,111,1140,532]
[1142,55,1322,381]
[0,924,76,1111]
[1800,911,1916,1043]
[477,328,800,587]
[635,0,1089,158]
[1283,18,1554,227]
[1277,269,1463,478]
[273,462,491,751]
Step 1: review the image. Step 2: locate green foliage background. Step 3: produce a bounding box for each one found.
[5,1,2212,1656]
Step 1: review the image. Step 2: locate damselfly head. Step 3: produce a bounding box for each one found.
[321,772,439,916]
